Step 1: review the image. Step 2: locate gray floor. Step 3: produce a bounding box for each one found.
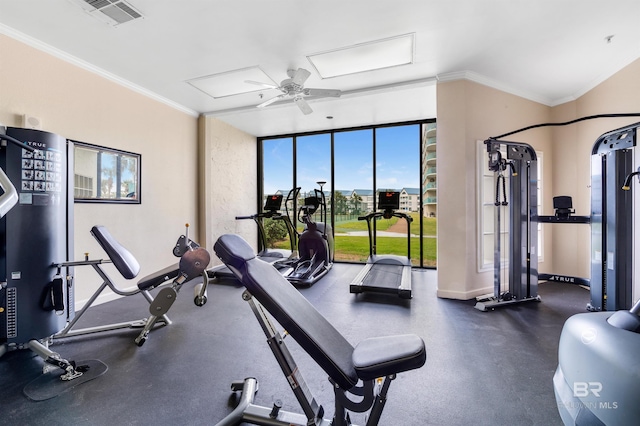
[0,263,588,425]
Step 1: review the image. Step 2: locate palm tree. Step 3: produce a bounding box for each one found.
[351,194,363,215]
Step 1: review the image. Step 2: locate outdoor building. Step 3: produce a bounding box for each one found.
[352,189,374,212]
[400,187,420,212]
[422,123,437,217]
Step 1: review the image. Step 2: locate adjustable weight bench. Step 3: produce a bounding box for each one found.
[54,225,209,347]
[213,234,426,426]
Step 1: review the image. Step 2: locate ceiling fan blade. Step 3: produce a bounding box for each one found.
[294,96,313,115]
[245,80,279,89]
[257,94,285,108]
[304,88,341,98]
[291,68,311,86]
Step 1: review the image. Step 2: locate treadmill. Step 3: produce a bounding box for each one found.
[208,189,299,283]
[349,191,413,299]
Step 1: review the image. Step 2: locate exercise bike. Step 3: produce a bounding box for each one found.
[273,182,333,287]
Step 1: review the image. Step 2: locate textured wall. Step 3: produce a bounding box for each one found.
[199,116,258,264]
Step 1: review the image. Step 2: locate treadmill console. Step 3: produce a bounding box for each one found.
[378,191,400,212]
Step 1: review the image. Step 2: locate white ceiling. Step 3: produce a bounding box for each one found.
[1,0,639,137]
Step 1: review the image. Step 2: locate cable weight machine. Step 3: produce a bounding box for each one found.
[475,139,541,311]
[589,123,638,311]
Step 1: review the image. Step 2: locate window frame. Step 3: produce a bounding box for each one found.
[71,140,141,204]
[258,119,435,268]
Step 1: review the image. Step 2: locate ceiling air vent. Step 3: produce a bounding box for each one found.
[69,0,144,26]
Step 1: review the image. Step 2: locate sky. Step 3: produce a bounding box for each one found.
[262,124,421,196]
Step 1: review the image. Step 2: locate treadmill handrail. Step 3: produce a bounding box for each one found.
[359,210,413,258]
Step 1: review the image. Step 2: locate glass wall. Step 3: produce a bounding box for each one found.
[259,119,436,268]
[334,129,373,262]
[421,123,437,267]
[261,137,294,252]
[296,133,332,230]
[375,125,421,266]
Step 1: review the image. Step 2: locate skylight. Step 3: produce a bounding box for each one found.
[307,33,415,79]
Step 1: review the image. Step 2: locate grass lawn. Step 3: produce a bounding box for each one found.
[335,213,436,237]
[276,213,437,267]
[334,235,436,267]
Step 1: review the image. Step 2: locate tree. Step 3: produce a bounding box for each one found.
[334,191,348,215]
[351,194,363,215]
[263,218,289,247]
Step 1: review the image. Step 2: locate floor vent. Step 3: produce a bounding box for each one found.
[69,0,144,26]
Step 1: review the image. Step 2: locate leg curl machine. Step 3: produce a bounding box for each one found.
[53,224,210,347]
[1,127,209,394]
[212,234,426,426]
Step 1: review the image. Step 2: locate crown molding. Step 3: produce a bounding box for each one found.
[437,70,555,106]
[0,23,199,117]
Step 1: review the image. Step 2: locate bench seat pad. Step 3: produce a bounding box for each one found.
[353,334,426,381]
[137,263,180,290]
[91,225,140,279]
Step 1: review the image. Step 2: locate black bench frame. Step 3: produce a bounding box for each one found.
[213,234,426,426]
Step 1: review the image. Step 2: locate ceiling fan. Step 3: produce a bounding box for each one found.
[246,68,341,115]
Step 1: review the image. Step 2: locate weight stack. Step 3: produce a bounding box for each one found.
[0,127,74,345]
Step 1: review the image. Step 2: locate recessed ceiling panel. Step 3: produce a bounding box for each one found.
[307,33,415,79]
[186,66,276,99]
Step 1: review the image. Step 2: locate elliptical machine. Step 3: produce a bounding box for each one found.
[206,188,299,284]
[274,181,333,287]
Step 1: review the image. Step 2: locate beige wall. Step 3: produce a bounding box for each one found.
[1,34,199,306]
[436,59,640,301]
[436,79,552,299]
[550,57,640,299]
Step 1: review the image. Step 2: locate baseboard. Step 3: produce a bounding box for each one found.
[73,287,132,311]
[437,285,494,300]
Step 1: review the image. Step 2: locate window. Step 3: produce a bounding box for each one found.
[477,140,543,272]
[259,119,436,267]
[296,133,332,229]
[72,141,141,203]
[477,140,509,271]
[334,129,373,262]
[260,137,293,251]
